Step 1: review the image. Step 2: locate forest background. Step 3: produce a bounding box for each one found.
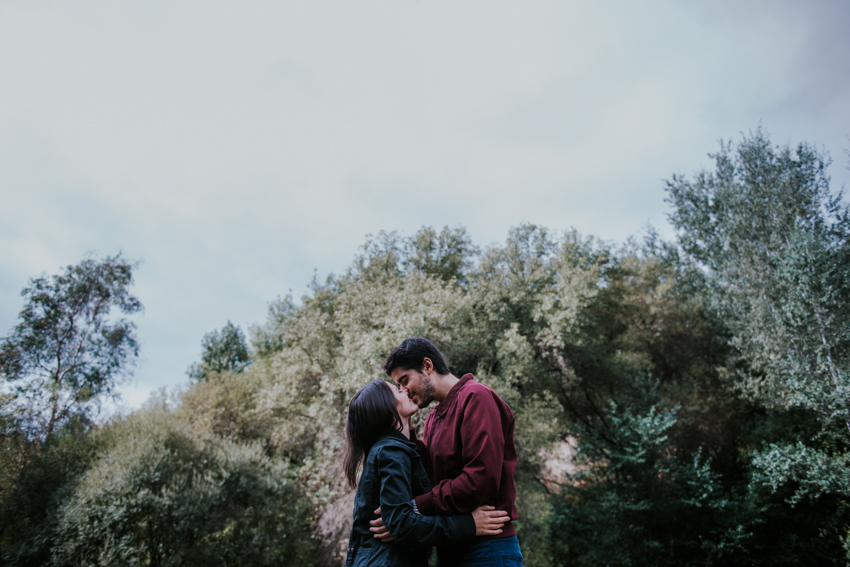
[2,129,850,566]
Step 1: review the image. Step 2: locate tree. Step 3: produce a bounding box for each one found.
[0,255,142,438]
[666,128,850,432]
[550,378,748,567]
[50,402,315,567]
[666,129,850,556]
[405,225,479,283]
[0,421,101,566]
[187,321,251,381]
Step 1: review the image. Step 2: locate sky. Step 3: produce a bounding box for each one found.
[1,0,849,409]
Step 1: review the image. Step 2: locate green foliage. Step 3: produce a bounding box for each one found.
[550,379,748,567]
[187,321,251,381]
[0,418,102,566]
[405,225,479,283]
[238,223,745,566]
[0,254,141,438]
[5,128,850,566]
[50,401,315,567]
[666,128,850,506]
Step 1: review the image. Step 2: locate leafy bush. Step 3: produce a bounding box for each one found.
[50,403,315,567]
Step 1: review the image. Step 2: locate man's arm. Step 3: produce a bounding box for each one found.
[414,390,504,515]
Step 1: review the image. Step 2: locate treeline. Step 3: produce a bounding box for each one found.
[1,128,849,566]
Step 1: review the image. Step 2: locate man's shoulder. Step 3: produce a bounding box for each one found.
[457,378,511,408]
[457,377,496,397]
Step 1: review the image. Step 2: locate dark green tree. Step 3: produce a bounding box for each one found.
[50,403,315,567]
[666,131,850,462]
[550,378,748,567]
[666,128,850,559]
[405,225,479,283]
[666,128,850,432]
[187,321,251,381]
[0,254,142,438]
[0,422,101,566]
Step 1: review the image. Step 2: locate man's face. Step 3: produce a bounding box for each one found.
[390,365,436,409]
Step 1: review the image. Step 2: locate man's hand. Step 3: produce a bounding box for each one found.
[370,507,394,542]
[472,505,510,536]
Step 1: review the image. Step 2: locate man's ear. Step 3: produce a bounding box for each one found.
[422,357,433,375]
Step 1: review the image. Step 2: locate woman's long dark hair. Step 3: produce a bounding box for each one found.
[344,380,403,488]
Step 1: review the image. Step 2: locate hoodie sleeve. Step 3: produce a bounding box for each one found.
[377,444,476,546]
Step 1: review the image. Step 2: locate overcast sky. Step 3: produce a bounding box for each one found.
[1,0,849,409]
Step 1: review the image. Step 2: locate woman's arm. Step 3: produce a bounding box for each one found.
[376,444,476,546]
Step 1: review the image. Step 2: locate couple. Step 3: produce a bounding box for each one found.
[344,338,523,567]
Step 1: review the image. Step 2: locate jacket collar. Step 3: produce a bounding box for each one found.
[378,428,417,449]
[433,373,475,418]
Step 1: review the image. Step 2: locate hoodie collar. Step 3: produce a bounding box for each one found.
[434,373,475,417]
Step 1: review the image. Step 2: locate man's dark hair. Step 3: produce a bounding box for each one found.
[383,337,450,376]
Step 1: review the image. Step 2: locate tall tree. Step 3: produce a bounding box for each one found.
[187,321,251,381]
[405,225,479,283]
[666,128,850,503]
[0,255,142,438]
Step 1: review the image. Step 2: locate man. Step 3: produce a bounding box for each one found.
[371,337,522,566]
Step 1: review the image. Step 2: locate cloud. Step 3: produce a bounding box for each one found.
[0,0,847,406]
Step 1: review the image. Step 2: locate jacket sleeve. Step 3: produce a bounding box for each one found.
[377,445,476,546]
[414,390,504,515]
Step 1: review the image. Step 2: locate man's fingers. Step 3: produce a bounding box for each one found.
[481,529,503,535]
[485,522,507,529]
[374,507,382,515]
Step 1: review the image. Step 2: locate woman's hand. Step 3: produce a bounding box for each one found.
[472,505,510,536]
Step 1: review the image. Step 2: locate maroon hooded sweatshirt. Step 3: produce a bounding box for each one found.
[412,374,518,541]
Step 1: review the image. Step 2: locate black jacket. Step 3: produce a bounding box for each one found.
[346,430,476,567]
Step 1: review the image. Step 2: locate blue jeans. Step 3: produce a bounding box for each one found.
[437,536,523,567]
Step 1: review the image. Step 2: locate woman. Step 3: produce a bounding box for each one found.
[344,379,509,567]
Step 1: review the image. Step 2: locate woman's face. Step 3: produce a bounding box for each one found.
[388,381,419,419]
